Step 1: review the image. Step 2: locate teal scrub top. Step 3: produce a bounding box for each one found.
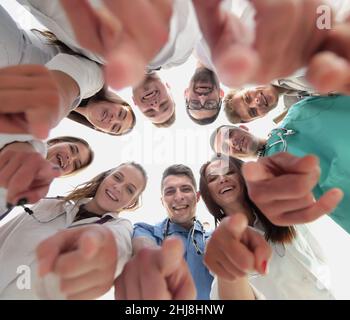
[264,95,350,234]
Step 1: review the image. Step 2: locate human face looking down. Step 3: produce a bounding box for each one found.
[132,73,175,124]
[214,126,262,158]
[227,85,279,122]
[185,67,223,121]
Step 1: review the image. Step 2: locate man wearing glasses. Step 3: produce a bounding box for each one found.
[119,164,213,300]
[185,66,224,125]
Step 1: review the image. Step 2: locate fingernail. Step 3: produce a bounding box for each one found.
[51,165,61,171]
[262,260,268,274]
[17,198,28,206]
[6,203,14,210]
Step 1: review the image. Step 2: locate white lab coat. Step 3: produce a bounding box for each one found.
[147,0,201,70]
[18,0,202,71]
[210,221,335,300]
[1,2,103,101]
[0,197,132,299]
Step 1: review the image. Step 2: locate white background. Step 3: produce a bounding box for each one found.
[1,0,350,299]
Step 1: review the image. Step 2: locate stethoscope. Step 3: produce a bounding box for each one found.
[257,128,296,158]
[0,198,113,226]
[162,218,205,255]
[0,197,66,223]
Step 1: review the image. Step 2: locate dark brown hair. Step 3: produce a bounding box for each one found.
[46,136,94,176]
[199,155,296,244]
[32,30,136,136]
[68,87,136,136]
[64,162,147,212]
[161,164,197,191]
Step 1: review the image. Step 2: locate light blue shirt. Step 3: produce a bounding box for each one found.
[133,218,213,300]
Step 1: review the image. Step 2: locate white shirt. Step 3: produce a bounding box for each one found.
[0,197,132,299]
[18,0,200,72]
[210,220,335,300]
[15,0,104,101]
[147,0,201,70]
[194,0,255,71]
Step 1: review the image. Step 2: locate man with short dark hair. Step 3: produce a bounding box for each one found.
[130,164,213,300]
[184,66,224,125]
[132,72,176,127]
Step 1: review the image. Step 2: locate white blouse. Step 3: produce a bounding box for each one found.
[210,220,335,300]
[0,198,132,299]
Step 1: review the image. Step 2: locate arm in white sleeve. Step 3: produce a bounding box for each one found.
[0,134,46,156]
[46,53,104,109]
[106,218,133,278]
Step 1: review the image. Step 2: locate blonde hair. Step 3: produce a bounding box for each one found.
[224,89,245,124]
[64,162,147,212]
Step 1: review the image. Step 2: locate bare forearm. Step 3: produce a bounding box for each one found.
[217,277,255,300]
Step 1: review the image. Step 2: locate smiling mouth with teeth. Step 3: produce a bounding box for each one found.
[56,154,65,169]
[219,186,235,195]
[106,189,119,202]
[142,90,159,101]
[194,85,213,94]
[261,93,268,107]
[172,205,189,211]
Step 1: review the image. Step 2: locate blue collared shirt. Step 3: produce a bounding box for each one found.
[133,218,213,300]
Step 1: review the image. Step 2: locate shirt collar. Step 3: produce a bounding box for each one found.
[166,218,203,234]
[65,199,119,223]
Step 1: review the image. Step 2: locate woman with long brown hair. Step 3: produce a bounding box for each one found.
[68,87,136,136]
[0,162,147,299]
[200,154,334,299]
[0,135,94,209]
[0,5,136,138]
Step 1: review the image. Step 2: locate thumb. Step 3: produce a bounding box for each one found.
[27,106,58,140]
[36,233,65,277]
[223,213,249,241]
[28,117,51,140]
[158,237,185,277]
[78,227,106,260]
[242,161,274,183]
[214,44,259,87]
[243,154,320,182]
[37,164,62,181]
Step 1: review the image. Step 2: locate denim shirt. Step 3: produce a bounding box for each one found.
[133,218,213,300]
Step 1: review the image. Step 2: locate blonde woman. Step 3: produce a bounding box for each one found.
[0,135,94,209]
[0,162,147,299]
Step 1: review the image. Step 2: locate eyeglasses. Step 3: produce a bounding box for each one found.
[186,99,222,111]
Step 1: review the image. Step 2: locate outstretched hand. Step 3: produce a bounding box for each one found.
[242,153,344,226]
[60,0,173,89]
